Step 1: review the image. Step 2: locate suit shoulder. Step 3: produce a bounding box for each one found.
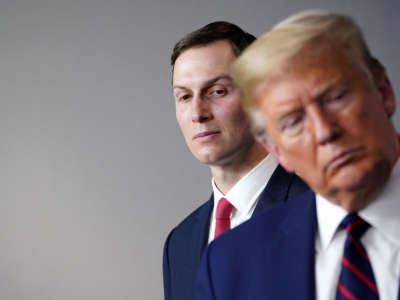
[164,199,212,246]
[173,200,212,234]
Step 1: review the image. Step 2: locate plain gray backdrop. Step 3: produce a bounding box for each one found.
[3,0,400,299]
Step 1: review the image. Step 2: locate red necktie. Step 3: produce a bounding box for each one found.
[214,197,234,239]
[336,213,379,300]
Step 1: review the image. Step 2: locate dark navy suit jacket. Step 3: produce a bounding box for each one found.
[163,165,310,300]
[196,189,400,300]
[196,189,316,300]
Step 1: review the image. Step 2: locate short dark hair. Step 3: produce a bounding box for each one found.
[171,21,256,66]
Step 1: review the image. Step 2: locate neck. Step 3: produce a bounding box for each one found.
[210,142,268,194]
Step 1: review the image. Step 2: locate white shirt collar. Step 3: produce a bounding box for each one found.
[212,154,279,214]
[316,158,400,250]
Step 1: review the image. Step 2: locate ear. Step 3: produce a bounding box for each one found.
[261,134,295,173]
[379,75,396,118]
[248,108,295,173]
[373,62,396,117]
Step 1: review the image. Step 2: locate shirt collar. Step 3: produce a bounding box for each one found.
[316,158,400,250]
[360,158,400,246]
[212,154,279,215]
[316,193,347,250]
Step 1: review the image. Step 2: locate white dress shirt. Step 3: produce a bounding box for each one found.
[207,154,279,243]
[315,159,400,300]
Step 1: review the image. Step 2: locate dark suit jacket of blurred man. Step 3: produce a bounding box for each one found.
[196,187,400,300]
[196,189,317,300]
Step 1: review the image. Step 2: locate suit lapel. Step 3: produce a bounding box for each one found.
[193,194,214,263]
[253,165,295,216]
[272,190,317,299]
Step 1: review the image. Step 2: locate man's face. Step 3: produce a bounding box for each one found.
[257,47,398,210]
[173,40,254,165]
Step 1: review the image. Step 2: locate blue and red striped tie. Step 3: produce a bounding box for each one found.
[336,213,379,300]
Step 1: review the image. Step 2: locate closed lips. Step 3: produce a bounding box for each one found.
[193,131,220,139]
[325,147,363,172]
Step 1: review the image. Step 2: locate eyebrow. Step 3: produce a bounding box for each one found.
[276,78,346,123]
[172,75,233,90]
[313,77,344,102]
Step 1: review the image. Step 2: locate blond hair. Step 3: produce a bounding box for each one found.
[231,10,379,110]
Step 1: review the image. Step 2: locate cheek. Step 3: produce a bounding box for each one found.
[284,146,312,168]
[340,98,382,147]
[279,136,319,172]
[219,102,249,131]
[227,100,246,120]
[176,110,191,139]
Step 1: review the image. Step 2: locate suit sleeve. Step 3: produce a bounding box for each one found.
[162,230,174,300]
[195,245,216,300]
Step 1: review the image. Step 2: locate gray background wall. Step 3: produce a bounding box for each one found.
[2,0,399,299]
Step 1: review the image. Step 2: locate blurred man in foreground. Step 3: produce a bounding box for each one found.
[163,21,309,300]
[196,11,399,300]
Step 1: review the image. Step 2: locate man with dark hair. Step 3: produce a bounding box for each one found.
[163,21,309,300]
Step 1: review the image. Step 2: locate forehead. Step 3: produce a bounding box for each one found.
[257,47,361,112]
[172,40,236,88]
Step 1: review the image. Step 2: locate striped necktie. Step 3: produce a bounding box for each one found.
[336,213,379,300]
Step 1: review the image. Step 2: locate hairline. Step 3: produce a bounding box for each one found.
[171,39,239,85]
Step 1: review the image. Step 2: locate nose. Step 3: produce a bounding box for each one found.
[191,96,212,123]
[312,108,342,145]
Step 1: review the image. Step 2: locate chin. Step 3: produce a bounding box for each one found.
[200,153,239,167]
[330,168,368,192]
[195,152,223,165]
[328,162,390,206]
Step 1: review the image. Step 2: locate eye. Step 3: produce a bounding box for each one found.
[180,94,191,101]
[175,93,191,103]
[214,89,226,96]
[280,113,305,136]
[323,87,349,110]
[206,85,227,99]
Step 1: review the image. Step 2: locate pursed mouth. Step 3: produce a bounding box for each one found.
[325,147,364,173]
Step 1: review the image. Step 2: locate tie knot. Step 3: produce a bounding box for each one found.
[216,197,234,219]
[340,213,371,239]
